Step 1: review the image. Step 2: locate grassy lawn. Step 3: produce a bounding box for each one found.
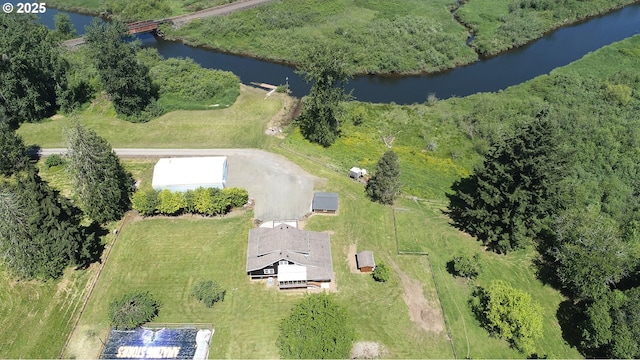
[0,266,92,358]
[17,85,286,149]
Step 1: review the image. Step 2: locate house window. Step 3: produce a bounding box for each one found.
[279,260,288,265]
[264,268,274,275]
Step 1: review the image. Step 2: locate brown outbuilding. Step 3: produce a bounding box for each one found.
[356,251,375,273]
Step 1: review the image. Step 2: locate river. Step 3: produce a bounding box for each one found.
[37,4,640,104]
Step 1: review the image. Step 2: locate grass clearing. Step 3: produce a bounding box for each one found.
[0,265,92,358]
[17,85,285,149]
[166,0,477,74]
[393,199,581,358]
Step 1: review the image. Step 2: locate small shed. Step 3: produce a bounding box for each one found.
[356,251,375,273]
[349,167,367,179]
[152,156,228,192]
[312,192,339,214]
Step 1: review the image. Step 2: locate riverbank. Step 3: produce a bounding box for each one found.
[456,0,640,56]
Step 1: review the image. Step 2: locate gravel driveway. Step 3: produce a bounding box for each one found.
[41,148,319,221]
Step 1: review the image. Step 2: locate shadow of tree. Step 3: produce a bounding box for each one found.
[77,221,108,269]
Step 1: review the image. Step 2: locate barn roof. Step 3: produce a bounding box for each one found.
[151,157,227,190]
[312,192,339,211]
[356,251,375,269]
[246,224,333,281]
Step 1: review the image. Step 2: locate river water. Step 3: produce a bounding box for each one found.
[37,4,640,104]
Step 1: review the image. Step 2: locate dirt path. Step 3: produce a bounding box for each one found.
[169,0,276,27]
[387,258,445,334]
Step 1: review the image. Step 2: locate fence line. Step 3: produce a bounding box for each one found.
[392,207,458,358]
[59,211,133,359]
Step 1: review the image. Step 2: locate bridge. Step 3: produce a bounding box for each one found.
[62,0,274,49]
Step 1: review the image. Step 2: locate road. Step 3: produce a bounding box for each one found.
[41,148,319,221]
[168,0,276,27]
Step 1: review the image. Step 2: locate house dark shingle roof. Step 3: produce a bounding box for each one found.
[312,192,338,212]
[246,224,333,281]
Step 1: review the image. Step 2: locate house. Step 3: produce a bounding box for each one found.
[246,224,333,289]
[151,157,228,192]
[356,251,375,273]
[311,192,339,214]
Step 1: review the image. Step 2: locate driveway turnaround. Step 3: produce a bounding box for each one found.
[40,148,319,221]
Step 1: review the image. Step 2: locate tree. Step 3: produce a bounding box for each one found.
[447,115,562,253]
[108,291,160,330]
[65,122,134,223]
[0,168,84,279]
[366,150,401,205]
[0,121,29,176]
[277,293,354,359]
[551,208,632,301]
[449,253,482,279]
[53,13,76,41]
[85,20,156,120]
[372,262,390,282]
[0,14,68,124]
[471,280,543,355]
[296,43,352,147]
[581,288,640,358]
[192,280,226,308]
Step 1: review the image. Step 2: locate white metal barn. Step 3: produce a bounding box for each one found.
[151,157,228,192]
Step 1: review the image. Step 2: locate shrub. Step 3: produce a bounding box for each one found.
[44,154,66,168]
[192,280,226,308]
[157,189,186,215]
[470,280,542,355]
[222,187,248,208]
[449,254,482,279]
[372,262,390,282]
[131,188,159,216]
[108,291,160,330]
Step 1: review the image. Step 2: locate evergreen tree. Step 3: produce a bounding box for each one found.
[277,293,354,359]
[65,123,134,223]
[296,43,352,147]
[0,121,29,176]
[0,168,83,279]
[0,14,68,124]
[366,150,401,205]
[85,20,155,119]
[447,116,562,253]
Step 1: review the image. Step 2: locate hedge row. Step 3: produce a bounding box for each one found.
[132,187,248,216]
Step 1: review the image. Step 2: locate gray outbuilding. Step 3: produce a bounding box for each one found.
[312,192,339,214]
[356,251,376,273]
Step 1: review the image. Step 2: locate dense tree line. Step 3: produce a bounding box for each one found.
[446,67,640,356]
[0,14,68,125]
[0,125,102,279]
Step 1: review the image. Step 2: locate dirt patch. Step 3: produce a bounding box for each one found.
[351,341,389,359]
[265,94,298,138]
[346,244,361,274]
[387,258,445,334]
[65,325,107,359]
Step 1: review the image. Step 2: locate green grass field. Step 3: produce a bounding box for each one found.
[165,0,477,75]
[17,86,286,149]
[48,0,243,17]
[393,199,580,358]
[0,266,91,358]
